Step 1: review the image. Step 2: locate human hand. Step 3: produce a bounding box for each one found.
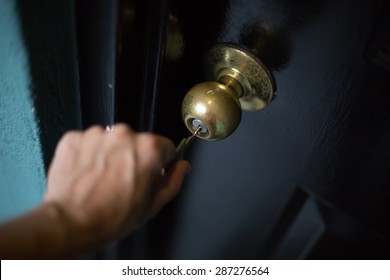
[44,124,190,250]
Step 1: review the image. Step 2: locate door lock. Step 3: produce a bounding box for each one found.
[181,44,276,141]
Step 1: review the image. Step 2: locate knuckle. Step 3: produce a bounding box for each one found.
[140,134,161,152]
[86,125,104,135]
[144,134,159,149]
[60,131,81,146]
[136,134,175,166]
[114,123,132,133]
[137,134,165,168]
[111,124,133,139]
[55,131,82,156]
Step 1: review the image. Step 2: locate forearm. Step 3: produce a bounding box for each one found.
[0,202,90,259]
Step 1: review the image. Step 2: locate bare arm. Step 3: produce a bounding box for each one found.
[0,124,190,259]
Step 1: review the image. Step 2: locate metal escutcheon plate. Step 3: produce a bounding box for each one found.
[205,44,276,111]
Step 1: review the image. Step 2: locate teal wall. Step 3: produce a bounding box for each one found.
[0,0,81,222]
[0,0,45,221]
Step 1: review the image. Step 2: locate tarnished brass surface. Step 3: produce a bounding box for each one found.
[181,82,241,141]
[206,44,275,110]
[181,44,275,140]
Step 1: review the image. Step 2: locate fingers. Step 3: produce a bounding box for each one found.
[153,135,176,167]
[50,131,82,173]
[54,131,82,159]
[106,123,135,142]
[105,126,176,180]
[111,128,188,216]
[150,160,191,217]
[77,125,106,167]
[134,133,176,173]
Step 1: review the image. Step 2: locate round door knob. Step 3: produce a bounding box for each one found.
[181,44,276,141]
[182,81,242,140]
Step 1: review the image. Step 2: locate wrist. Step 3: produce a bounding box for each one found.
[42,201,101,258]
[0,201,99,259]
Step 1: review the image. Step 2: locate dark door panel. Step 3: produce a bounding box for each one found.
[77,0,390,259]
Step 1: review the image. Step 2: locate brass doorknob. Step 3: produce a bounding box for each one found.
[181,44,276,141]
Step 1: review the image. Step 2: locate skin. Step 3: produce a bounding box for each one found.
[0,124,191,259]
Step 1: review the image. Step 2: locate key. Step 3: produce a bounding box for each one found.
[175,126,201,160]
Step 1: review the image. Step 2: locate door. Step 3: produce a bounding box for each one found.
[76,0,390,259]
